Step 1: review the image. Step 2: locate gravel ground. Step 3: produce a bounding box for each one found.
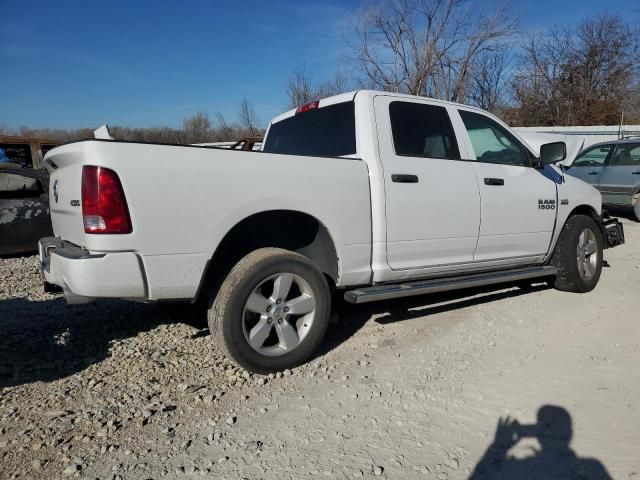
[1,217,639,479]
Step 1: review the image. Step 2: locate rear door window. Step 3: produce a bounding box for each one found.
[0,143,33,167]
[609,144,640,166]
[263,102,356,157]
[389,101,460,159]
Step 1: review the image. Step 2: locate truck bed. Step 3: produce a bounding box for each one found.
[44,140,372,300]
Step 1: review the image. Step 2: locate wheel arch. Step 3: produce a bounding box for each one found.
[545,203,601,264]
[195,210,339,305]
[567,204,600,221]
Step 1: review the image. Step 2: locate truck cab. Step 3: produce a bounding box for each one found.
[263,91,613,284]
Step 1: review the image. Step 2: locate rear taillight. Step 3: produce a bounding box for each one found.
[81,165,132,234]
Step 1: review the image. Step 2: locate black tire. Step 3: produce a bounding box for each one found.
[633,195,640,222]
[208,248,331,373]
[550,214,604,293]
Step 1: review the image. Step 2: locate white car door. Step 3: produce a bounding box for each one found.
[374,96,481,272]
[454,108,558,262]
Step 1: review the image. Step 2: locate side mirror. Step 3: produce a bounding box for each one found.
[539,142,566,166]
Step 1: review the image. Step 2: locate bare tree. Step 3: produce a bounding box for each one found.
[286,67,315,108]
[238,98,258,135]
[449,4,517,102]
[5,111,262,144]
[467,50,508,112]
[350,0,517,102]
[183,111,212,143]
[512,14,640,126]
[316,72,350,101]
[214,113,235,141]
[286,66,351,109]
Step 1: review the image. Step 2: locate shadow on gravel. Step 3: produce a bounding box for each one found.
[312,282,551,360]
[1,282,550,387]
[0,297,206,388]
[373,283,551,324]
[0,251,39,260]
[469,405,612,479]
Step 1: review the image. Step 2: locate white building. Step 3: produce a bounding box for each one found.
[515,125,640,165]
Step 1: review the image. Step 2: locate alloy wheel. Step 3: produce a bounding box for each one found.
[576,228,599,280]
[242,273,316,356]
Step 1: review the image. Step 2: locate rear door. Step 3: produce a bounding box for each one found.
[454,108,557,262]
[567,144,614,188]
[374,96,480,271]
[598,143,640,206]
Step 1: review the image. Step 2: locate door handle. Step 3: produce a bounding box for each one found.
[484,177,504,186]
[588,171,599,175]
[392,174,419,183]
[632,171,640,175]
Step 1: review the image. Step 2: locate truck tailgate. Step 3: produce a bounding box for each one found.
[44,142,88,248]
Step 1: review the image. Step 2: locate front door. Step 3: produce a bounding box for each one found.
[567,143,614,189]
[454,109,558,262]
[374,96,481,271]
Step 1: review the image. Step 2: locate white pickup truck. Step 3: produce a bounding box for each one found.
[39,90,624,372]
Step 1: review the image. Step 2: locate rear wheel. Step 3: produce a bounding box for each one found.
[208,248,331,373]
[551,214,603,293]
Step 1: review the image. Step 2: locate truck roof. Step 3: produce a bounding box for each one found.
[585,137,640,148]
[269,90,490,125]
[267,89,539,156]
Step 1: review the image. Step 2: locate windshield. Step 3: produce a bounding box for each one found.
[263,101,356,157]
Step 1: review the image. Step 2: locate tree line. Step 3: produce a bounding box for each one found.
[287,1,640,127]
[3,1,639,143]
[0,97,261,144]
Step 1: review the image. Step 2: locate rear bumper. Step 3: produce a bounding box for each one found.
[39,236,147,304]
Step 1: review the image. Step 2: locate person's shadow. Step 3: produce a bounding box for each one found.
[470,405,611,480]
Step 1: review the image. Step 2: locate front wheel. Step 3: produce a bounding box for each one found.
[550,214,604,293]
[208,248,331,373]
[633,194,640,222]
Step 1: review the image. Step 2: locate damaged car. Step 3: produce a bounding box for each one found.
[566,138,640,221]
[0,165,53,255]
[0,135,61,169]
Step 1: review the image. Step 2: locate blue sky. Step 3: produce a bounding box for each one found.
[1,0,638,129]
